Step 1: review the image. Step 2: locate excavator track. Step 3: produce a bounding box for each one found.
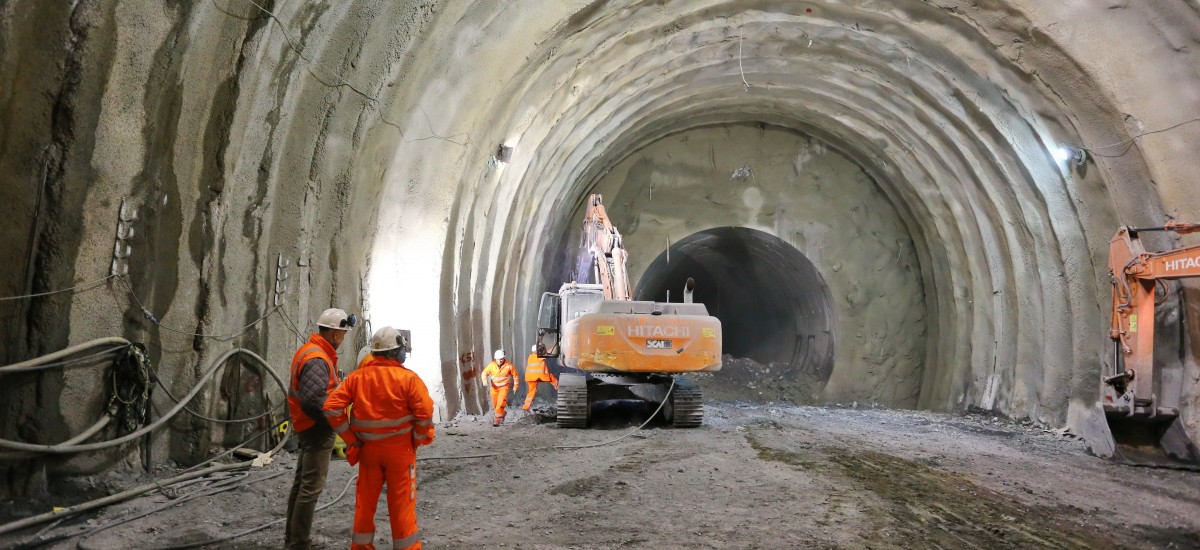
[557,373,589,428]
[670,376,703,428]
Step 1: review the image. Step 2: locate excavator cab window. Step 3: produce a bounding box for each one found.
[536,292,560,357]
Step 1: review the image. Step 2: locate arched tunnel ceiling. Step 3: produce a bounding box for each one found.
[440,1,1194,432]
[471,0,1114,423]
[3,0,1200,475]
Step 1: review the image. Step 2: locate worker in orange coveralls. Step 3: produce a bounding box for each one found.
[324,326,434,550]
[521,345,558,410]
[482,349,518,426]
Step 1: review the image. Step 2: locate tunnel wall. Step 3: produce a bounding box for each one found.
[1,0,1199,495]
[0,0,426,494]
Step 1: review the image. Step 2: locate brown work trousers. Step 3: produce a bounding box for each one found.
[285,427,336,549]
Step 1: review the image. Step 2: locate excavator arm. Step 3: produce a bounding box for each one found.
[582,194,633,301]
[1107,222,1200,401]
[1084,222,1200,468]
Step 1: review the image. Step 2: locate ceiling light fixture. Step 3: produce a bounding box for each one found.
[1054,145,1087,166]
[496,144,514,164]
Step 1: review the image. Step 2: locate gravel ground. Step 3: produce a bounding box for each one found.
[4,402,1200,549]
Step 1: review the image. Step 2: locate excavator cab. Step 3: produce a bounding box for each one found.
[536,285,606,359]
[536,292,561,358]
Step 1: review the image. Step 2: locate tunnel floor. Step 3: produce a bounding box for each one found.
[6,404,1198,549]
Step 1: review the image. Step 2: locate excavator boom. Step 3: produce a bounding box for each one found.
[582,195,633,301]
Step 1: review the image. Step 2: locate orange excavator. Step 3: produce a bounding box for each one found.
[535,194,722,428]
[1082,221,1200,468]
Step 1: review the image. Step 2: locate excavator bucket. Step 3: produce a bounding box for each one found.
[1082,403,1200,469]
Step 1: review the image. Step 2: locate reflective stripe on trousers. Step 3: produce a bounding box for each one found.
[394,529,420,549]
[352,532,375,545]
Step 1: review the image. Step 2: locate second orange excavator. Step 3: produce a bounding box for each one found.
[535,194,722,428]
[1082,221,1200,468]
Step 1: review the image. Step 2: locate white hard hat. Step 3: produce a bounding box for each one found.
[531,345,538,353]
[494,349,505,360]
[316,308,356,330]
[371,326,406,352]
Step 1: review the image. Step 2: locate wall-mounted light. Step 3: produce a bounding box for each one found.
[496,144,514,164]
[1053,145,1086,166]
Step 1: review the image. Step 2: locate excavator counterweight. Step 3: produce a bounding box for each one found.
[1082,224,1200,469]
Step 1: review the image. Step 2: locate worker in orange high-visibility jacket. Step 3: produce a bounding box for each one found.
[285,307,356,550]
[325,326,434,550]
[522,345,558,410]
[482,349,518,426]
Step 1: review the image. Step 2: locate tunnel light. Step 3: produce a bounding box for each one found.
[1054,145,1087,166]
[495,144,514,164]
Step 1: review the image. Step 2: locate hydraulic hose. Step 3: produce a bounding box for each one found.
[0,416,112,462]
[0,337,131,374]
[0,420,294,538]
[152,351,289,425]
[74,470,287,550]
[146,474,358,550]
[0,348,281,454]
[554,377,676,450]
[0,460,260,538]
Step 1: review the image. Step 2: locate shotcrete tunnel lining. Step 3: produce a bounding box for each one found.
[7,1,1196,491]
[635,226,836,382]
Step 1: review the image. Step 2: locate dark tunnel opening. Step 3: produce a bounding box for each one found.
[634,227,835,382]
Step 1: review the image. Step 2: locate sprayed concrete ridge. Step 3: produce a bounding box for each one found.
[1,0,1200,492]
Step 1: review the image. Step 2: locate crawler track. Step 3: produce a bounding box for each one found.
[670,377,703,428]
[556,373,589,428]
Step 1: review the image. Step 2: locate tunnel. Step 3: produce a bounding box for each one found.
[2,0,1200,504]
[635,226,836,383]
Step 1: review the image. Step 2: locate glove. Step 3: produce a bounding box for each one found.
[346,442,362,466]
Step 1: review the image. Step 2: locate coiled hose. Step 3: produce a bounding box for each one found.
[0,347,285,454]
[0,346,292,538]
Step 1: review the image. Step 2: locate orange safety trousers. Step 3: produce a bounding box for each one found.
[351,439,420,550]
[489,385,510,423]
[521,380,557,410]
